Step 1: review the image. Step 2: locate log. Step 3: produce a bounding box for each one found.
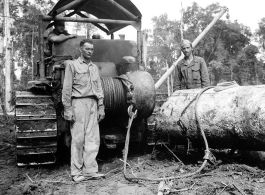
[156,85,265,150]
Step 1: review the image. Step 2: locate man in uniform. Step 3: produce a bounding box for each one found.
[45,21,77,56]
[174,39,210,90]
[62,39,105,182]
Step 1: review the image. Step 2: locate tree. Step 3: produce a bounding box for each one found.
[70,13,98,38]
[3,0,55,90]
[254,17,265,62]
[148,2,254,86]
[255,17,265,48]
[147,14,181,77]
[236,44,261,85]
[182,3,251,63]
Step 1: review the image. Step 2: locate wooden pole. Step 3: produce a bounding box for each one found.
[141,32,148,69]
[136,21,142,69]
[31,27,34,80]
[38,15,45,80]
[180,1,184,41]
[170,69,174,94]
[0,37,6,115]
[166,60,171,96]
[4,0,12,112]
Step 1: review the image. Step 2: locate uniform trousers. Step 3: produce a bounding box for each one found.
[70,97,100,176]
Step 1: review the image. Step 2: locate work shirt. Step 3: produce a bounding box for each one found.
[45,29,70,56]
[174,56,210,90]
[62,57,104,120]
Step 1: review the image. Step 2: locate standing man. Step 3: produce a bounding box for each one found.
[45,21,77,56]
[62,39,105,182]
[174,39,210,90]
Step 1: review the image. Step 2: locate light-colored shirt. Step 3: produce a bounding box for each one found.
[62,57,104,120]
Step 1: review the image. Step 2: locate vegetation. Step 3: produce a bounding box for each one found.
[0,0,98,91]
[147,2,265,86]
[1,0,55,91]
[1,1,265,95]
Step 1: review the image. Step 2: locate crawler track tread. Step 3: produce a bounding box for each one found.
[15,91,57,166]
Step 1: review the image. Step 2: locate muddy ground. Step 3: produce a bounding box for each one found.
[1,118,265,195]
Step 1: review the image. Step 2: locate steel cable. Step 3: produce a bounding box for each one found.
[101,77,127,116]
[123,86,214,182]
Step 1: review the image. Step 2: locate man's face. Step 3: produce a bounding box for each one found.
[181,44,193,58]
[55,23,65,33]
[80,43,94,60]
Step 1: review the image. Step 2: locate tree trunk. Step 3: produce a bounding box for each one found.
[0,57,7,115]
[4,0,13,112]
[156,86,265,151]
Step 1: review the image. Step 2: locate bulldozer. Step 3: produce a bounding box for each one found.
[17,0,262,169]
[15,0,156,166]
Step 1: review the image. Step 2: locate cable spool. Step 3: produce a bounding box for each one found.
[101,77,127,116]
[101,71,156,119]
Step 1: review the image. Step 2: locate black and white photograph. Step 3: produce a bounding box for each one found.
[0,0,265,194]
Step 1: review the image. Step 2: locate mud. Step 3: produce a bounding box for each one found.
[16,120,57,132]
[16,97,53,105]
[16,105,56,116]
[1,122,265,195]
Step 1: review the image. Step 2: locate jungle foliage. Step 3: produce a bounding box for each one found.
[0,0,97,90]
[1,1,265,90]
[147,2,265,86]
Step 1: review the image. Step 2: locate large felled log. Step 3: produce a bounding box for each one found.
[156,85,265,151]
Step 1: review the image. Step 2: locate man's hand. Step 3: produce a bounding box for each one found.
[98,105,105,123]
[69,34,77,39]
[98,113,105,123]
[63,108,75,123]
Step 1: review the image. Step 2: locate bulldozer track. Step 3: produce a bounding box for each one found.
[15,91,57,166]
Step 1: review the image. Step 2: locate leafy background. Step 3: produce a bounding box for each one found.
[1,1,265,93]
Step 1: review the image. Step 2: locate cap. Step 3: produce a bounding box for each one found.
[181,39,192,49]
[121,56,136,64]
